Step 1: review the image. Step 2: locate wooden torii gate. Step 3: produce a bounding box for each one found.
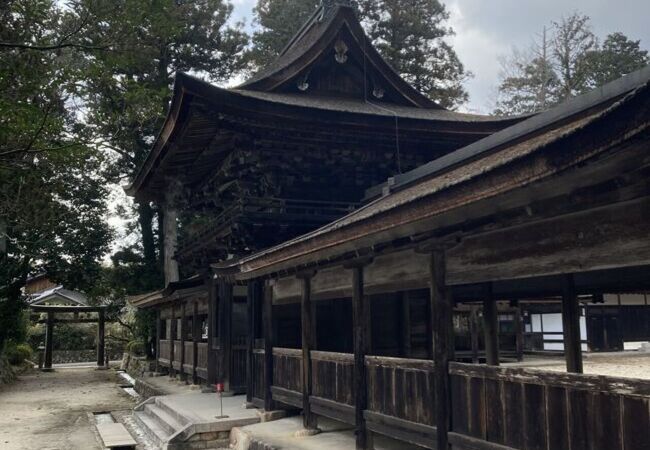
[30,305,110,371]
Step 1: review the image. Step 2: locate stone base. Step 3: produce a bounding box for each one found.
[96,365,109,371]
[41,367,55,372]
[293,428,321,437]
[257,409,286,423]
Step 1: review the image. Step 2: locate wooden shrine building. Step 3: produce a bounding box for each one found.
[128,2,650,449]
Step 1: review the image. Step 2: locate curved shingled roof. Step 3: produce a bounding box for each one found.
[214,65,650,279]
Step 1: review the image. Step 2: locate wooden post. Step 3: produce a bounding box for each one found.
[263,282,275,411]
[97,309,105,368]
[44,311,54,371]
[562,275,583,373]
[155,309,162,374]
[206,274,218,386]
[246,280,259,404]
[483,284,500,366]
[170,304,177,377]
[350,262,372,450]
[162,200,179,285]
[219,280,233,391]
[192,301,199,385]
[299,272,318,431]
[469,307,480,364]
[180,302,186,381]
[513,302,524,362]
[400,292,411,357]
[430,249,452,450]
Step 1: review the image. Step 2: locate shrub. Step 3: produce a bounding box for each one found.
[5,343,33,365]
[126,340,145,356]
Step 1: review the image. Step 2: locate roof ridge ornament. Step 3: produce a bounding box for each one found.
[319,0,356,21]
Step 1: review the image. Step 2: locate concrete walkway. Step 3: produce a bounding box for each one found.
[232,416,422,450]
[0,367,136,450]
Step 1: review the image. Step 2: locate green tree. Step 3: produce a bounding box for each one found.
[360,0,469,108]
[80,0,249,292]
[0,0,112,352]
[494,13,647,116]
[250,0,320,68]
[579,32,649,92]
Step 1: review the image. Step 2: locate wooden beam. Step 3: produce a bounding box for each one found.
[246,279,262,404]
[469,306,480,364]
[483,284,500,366]
[561,275,583,373]
[170,304,177,377]
[206,275,218,386]
[44,311,53,371]
[192,300,199,385]
[513,303,524,362]
[430,248,452,450]
[351,263,372,450]
[263,283,275,411]
[401,292,411,358]
[156,310,162,374]
[97,309,105,368]
[219,280,233,391]
[180,302,186,381]
[299,273,318,430]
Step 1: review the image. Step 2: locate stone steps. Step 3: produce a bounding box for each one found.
[134,409,172,448]
[145,403,185,435]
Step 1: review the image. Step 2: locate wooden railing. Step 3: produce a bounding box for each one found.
[365,356,436,448]
[252,349,266,405]
[448,363,650,450]
[271,347,302,407]
[311,351,354,405]
[183,342,194,373]
[196,342,208,379]
[310,351,355,424]
[172,340,182,369]
[158,339,171,364]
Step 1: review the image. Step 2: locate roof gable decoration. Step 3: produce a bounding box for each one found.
[241,2,442,109]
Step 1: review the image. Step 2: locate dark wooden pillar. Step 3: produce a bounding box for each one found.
[299,271,318,430]
[513,302,524,362]
[400,292,411,357]
[155,309,162,373]
[562,275,583,373]
[246,280,261,404]
[97,309,105,368]
[170,304,177,377]
[192,301,199,385]
[349,261,372,450]
[263,282,275,411]
[206,274,218,386]
[44,311,54,371]
[219,280,233,391]
[179,301,186,381]
[430,249,452,450]
[469,306,480,364]
[483,284,500,366]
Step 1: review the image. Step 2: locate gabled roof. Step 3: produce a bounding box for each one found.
[28,286,88,306]
[125,2,524,200]
[214,65,650,279]
[241,3,440,108]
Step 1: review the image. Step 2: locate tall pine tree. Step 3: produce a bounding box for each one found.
[79,0,249,292]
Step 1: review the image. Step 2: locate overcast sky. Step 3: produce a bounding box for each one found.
[230,0,650,113]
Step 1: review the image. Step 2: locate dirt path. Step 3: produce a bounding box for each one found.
[0,368,136,450]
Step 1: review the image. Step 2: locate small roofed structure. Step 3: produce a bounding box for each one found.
[28,285,88,307]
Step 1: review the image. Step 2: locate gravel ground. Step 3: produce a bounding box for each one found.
[506,352,650,379]
[0,367,136,450]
